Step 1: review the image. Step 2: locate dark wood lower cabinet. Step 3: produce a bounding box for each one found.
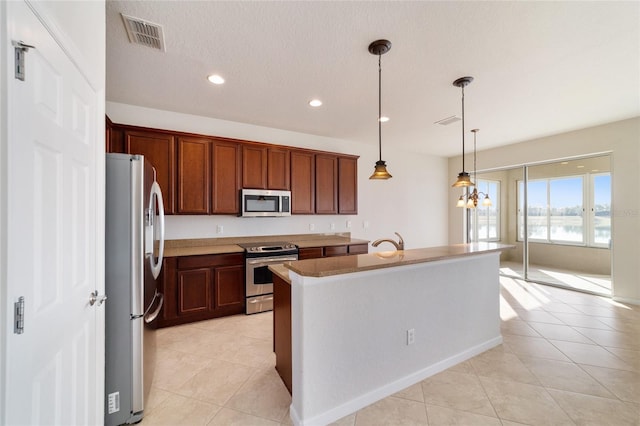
[178,268,211,315]
[273,273,292,394]
[298,243,369,260]
[214,265,245,308]
[156,253,245,328]
[298,247,324,260]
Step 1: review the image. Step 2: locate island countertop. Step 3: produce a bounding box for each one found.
[284,242,514,278]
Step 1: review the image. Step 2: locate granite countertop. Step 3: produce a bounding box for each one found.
[162,234,370,257]
[163,244,244,257]
[284,242,515,278]
[269,264,291,284]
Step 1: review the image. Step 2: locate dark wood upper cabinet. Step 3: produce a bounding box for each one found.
[315,154,338,214]
[106,119,358,216]
[242,145,291,190]
[177,137,211,214]
[242,145,268,189]
[267,147,290,190]
[124,130,176,214]
[338,156,358,214]
[212,139,241,214]
[290,150,315,214]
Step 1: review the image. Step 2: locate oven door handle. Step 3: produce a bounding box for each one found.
[247,256,298,265]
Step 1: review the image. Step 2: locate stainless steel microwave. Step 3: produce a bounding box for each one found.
[240,189,291,217]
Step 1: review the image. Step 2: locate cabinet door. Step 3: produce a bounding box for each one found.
[268,147,290,190]
[212,140,241,214]
[157,257,178,326]
[242,144,268,189]
[125,130,176,214]
[177,268,212,316]
[178,137,211,214]
[338,156,358,214]
[214,265,244,308]
[290,150,315,214]
[315,154,338,214]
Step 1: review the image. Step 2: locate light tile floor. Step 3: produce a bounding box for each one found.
[142,276,639,425]
[500,260,612,296]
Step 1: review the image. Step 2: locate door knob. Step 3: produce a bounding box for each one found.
[89,290,107,306]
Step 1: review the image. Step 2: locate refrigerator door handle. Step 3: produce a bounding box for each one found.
[149,180,165,280]
[144,290,164,324]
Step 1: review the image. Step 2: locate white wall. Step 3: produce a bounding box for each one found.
[448,118,640,303]
[106,102,449,250]
[290,253,502,425]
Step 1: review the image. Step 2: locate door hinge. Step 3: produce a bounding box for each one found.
[14,296,25,334]
[12,40,35,81]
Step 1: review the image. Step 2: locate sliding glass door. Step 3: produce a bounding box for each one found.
[473,154,612,296]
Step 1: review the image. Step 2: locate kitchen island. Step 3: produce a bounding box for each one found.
[271,242,513,426]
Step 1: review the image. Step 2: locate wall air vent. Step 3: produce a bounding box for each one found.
[434,115,461,126]
[121,14,166,52]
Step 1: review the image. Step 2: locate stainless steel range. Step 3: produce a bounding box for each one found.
[239,242,298,314]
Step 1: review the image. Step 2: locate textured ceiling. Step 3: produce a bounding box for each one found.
[106,1,640,157]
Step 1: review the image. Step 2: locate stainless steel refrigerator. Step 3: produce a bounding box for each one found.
[105,153,165,426]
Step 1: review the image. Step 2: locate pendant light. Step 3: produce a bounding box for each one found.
[451,76,474,187]
[456,129,493,208]
[368,39,392,180]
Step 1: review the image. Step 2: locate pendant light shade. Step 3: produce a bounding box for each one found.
[451,76,475,188]
[456,128,493,208]
[368,39,392,180]
[452,172,473,187]
[370,160,392,179]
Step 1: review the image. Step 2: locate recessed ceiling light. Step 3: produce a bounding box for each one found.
[309,99,322,107]
[379,116,389,123]
[577,165,585,168]
[207,74,225,85]
[592,169,600,172]
[561,161,569,165]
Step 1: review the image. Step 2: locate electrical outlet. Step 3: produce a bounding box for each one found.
[309,223,315,231]
[363,220,370,229]
[330,223,335,230]
[346,220,352,228]
[216,225,223,234]
[407,328,415,345]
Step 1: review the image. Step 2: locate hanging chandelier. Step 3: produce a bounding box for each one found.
[456,129,492,208]
[451,76,474,187]
[368,39,392,180]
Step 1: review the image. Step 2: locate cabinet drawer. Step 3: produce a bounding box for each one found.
[348,244,368,255]
[177,253,244,269]
[298,247,323,260]
[324,245,348,257]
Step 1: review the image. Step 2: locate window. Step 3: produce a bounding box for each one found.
[517,172,610,247]
[549,177,584,243]
[470,179,500,242]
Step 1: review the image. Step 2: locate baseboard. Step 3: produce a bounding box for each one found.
[612,295,640,306]
[290,335,503,426]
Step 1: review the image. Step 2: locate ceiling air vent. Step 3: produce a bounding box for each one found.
[434,115,461,126]
[121,14,166,51]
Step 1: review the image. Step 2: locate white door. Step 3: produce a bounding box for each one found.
[3,2,103,424]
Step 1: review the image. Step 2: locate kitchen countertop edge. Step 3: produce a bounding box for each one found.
[284,243,515,278]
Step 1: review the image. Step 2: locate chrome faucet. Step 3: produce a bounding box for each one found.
[371,232,404,251]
